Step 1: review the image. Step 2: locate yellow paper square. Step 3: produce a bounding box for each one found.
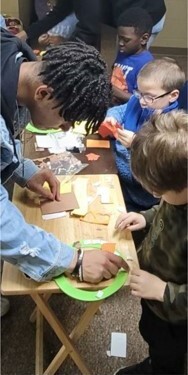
[60,182,72,194]
[43,181,72,194]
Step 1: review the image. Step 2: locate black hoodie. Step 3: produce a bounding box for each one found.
[1,27,36,135]
[1,28,36,183]
[26,0,166,48]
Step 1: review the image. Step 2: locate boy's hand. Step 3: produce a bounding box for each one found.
[130,268,167,301]
[104,117,118,126]
[38,33,50,46]
[82,250,128,283]
[27,169,60,201]
[115,212,146,231]
[117,128,135,148]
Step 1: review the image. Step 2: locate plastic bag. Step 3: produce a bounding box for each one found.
[33,152,88,175]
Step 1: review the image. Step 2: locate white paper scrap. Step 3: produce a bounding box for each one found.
[117,206,125,213]
[36,135,53,148]
[42,212,67,220]
[96,290,104,299]
[97,186,111,203]
[34,142,44,151]
[109,332,127,358]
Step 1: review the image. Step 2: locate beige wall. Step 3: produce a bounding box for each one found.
[153,0,187,48]
[1,0,33,28]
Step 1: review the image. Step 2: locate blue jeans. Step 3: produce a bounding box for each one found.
[48,12,78,39]
[147,14,166,48]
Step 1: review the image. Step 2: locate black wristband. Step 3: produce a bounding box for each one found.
[71,248,84,280]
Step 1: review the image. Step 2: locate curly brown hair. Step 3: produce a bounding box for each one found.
[131,111,188,194]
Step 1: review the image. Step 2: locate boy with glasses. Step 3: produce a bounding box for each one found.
[105,58,185,212]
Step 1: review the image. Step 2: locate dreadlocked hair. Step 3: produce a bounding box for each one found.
[39,40,111,134]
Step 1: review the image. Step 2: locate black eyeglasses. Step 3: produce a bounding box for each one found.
[133,90,172,104]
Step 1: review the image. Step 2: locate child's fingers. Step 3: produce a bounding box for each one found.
[115,214,129,229]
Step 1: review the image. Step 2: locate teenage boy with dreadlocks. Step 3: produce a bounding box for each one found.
[1,28,126,315]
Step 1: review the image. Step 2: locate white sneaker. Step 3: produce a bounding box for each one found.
[1,297,10,317]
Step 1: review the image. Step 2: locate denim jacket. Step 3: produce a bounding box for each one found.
[0,114,75,281]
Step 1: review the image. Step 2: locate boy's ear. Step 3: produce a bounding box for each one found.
[169,89,179,103]
[34,85,54,101]
[140,33,150,46]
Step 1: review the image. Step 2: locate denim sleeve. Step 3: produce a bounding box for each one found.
[12,157,39,187]
[0,184,75,281]
[106,103,127,124]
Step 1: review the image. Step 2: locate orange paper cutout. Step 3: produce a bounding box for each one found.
[101,243,116,253]
[86,153,100,161]
[98,121,122,139]
[111,66,128,91]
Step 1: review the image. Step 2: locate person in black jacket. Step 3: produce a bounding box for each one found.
[26,0,166,50]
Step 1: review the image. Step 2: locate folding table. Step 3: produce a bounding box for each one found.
[1,174,138,375]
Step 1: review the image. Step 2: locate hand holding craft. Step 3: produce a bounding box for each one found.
[27,169,61,201]
[74,250,128,284]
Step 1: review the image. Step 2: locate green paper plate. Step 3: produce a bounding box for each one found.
[55,240,128,301]
[55,271,127,302]
[26,122,61,134]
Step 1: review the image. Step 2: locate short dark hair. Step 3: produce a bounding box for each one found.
[117,7,153,36]
[39,41,111,134]
[131,111,188,194]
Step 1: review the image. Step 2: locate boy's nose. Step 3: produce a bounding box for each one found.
[139,96,147,106]
[139,96,147,107]
[118,39,124,47]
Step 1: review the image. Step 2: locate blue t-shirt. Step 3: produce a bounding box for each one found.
[111,50,153,94]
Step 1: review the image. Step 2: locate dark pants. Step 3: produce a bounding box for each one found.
[139,300,187,375]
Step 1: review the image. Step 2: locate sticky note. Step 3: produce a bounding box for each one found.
[101,243,116,253]
[60,182,72,194]
[43,181,72,194]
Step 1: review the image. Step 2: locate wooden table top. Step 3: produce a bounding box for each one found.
[1,174,138,296]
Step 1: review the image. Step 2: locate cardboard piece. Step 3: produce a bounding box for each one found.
[40,192,79,215]
[80,211,110,225]
[86,139,110,148]
[71,178,89,217]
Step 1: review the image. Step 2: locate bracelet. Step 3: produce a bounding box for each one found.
[78,261,84,282]
[71,248,84,281]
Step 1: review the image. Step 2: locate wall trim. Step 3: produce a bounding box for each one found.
[150,47,187,56]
